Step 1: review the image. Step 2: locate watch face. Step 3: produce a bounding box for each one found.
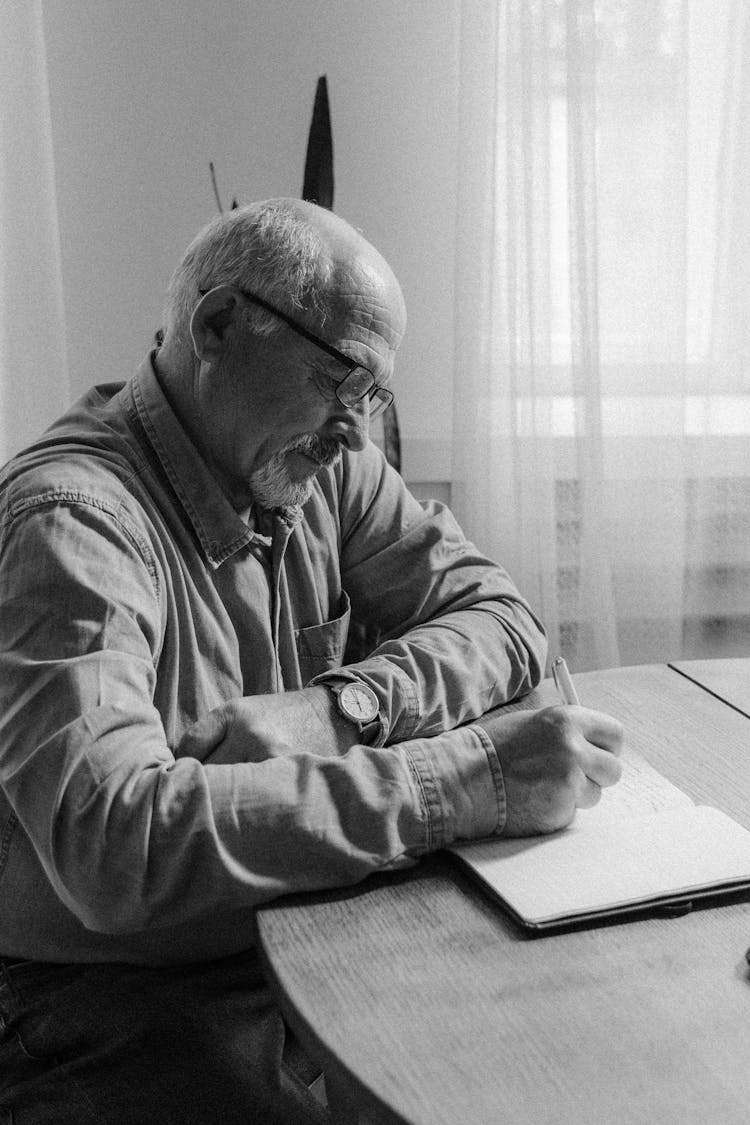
[339,682,379,722]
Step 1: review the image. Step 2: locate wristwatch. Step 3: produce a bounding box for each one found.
[326,679,382,745]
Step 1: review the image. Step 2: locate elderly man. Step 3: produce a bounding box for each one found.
[0,199,622,1123]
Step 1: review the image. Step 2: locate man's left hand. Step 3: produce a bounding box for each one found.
[175,687,360,764]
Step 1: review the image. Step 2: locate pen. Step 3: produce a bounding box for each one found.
[552,656,580,706]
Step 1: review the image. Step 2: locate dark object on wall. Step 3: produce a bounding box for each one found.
[302,77,334,209]
[209,161,237,213]
[379,410,401,471]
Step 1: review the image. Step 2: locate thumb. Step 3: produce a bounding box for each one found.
[176,706,230,760]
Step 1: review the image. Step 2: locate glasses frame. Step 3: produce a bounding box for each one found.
[198,286,393,418]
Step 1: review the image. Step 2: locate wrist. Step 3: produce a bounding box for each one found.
[303,686,360,754]
[316,676,383,747]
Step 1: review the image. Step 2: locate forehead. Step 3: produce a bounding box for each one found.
[325,256,406,352]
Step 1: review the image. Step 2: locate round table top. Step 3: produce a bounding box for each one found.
[256,662,750,1125]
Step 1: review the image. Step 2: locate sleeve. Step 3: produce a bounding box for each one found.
[0,497,505,937]
[313,443,548,745]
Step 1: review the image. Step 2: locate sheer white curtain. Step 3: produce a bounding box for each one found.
[0,0,69,463]
[453,0,750,672]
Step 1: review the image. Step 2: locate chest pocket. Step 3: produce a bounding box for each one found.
[295,591,351,683]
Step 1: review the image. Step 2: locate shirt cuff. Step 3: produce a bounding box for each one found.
[403,725,507,850]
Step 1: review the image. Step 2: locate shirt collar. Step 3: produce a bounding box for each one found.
[125,353,284,568]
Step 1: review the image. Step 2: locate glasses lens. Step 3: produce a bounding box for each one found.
[336,367,393,418]
[367,388,394,419]
[337,366,374,407]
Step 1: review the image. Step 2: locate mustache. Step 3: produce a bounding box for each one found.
[286,434,342,467]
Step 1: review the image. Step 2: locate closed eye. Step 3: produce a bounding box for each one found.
[309,366,340,399]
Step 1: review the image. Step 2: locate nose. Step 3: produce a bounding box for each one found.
[325,399,370,452]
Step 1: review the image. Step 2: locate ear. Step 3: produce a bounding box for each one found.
[189,284,244,362]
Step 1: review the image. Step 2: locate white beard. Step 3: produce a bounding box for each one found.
[250,453,315,509]
[250,435,342,509]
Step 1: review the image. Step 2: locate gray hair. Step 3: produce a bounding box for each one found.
[161,200,333,356]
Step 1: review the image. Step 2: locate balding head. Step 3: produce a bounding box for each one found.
[159,199,405,367]
[154,200,407,511]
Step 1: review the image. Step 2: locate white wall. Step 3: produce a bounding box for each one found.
[41,0,458,483]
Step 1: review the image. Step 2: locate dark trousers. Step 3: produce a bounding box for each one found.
[0,952,330,1124]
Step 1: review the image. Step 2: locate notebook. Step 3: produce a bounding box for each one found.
[448,748,750,930]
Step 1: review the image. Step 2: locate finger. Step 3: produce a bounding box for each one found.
[575,775,603,810]
[575,740,624,789]
[566,706,625,757]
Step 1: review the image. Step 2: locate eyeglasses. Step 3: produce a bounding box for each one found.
[200,286,394,419]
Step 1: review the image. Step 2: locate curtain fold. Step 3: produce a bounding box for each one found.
[454,0,749,672]
[0,0,70,463]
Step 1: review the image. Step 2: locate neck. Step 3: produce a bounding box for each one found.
[152,349,201,437]
[153,350,247,507]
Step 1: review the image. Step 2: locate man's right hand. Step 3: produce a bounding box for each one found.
[473,705,624,837]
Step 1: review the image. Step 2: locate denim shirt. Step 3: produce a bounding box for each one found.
[0,356,546,965]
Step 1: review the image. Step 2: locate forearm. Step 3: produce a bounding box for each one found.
[9,708,502,936]
[177,685,360,763]
[315,600,547,746]
[334,453,547,742]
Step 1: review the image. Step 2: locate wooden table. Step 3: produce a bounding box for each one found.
[256,663,750,1124]
[670,657,750,718]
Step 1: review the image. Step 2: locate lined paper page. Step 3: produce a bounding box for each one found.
[579,747,693,828]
